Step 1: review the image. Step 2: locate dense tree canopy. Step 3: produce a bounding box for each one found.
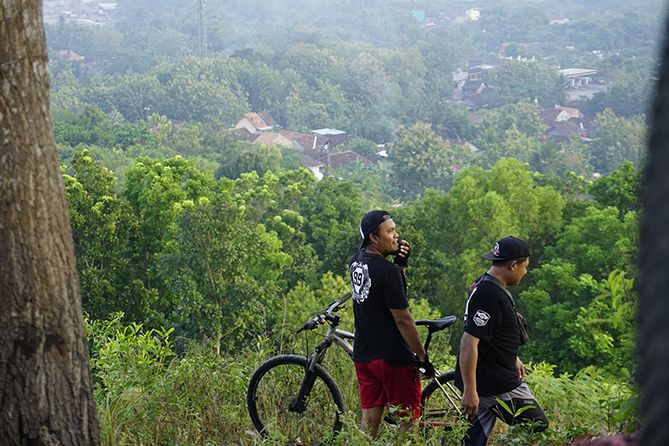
[482,61,567,108]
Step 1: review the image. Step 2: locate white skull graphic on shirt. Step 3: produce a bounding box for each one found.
[350,261,371,303]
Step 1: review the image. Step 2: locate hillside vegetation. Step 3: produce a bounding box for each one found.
[46,0,654,443]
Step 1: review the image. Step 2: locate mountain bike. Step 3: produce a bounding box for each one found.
[246,292,463,444]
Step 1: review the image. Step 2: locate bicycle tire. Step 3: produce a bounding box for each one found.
[420,371,462,430]
[246,354,345,444]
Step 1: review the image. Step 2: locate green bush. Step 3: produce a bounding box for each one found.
[493,362,638,445]
[88,314,260,445]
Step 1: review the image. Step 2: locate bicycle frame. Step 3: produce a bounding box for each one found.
[307,319,354,369]
[247,293,463,443]
[292,301,354,413]
[290,293,461,422]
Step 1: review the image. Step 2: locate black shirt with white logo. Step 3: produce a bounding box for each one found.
[455,274,521,396]
[349,250,414,366]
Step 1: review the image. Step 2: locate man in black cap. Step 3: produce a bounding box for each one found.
[349,210,434,436]
[455,236,548,446]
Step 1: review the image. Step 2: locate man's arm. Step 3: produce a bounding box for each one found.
[516,356,526,380]
[389,307,427,361]
[459,332,480,419]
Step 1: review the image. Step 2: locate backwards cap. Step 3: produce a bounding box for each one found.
[359,210,392,248]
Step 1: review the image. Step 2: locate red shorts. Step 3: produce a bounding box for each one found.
[355,358,421,420]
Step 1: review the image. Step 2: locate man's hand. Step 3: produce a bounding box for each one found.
[516,356,526,381]
[415,355,435,378]
[394,240,411,268]
[461,389,479,420]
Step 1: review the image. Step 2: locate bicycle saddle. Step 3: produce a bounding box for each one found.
[415,315,457,332]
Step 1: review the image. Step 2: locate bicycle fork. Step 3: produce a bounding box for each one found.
[289,351,327,413]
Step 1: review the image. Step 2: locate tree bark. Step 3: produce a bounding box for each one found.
[0,1,100,445]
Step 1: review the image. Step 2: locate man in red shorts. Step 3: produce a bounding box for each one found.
[349,210,435,436]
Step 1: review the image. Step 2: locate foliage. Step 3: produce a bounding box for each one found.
[46,2,653,440]
[54,106,156,149]
[87,314,638,446]
[600,65,653,118]
[88,312,175,397]
[589,109,646,174]
[482,61,567,108]
[521,266,637,375]
[494,362,638,445]
[589,161,641,217]
[215,137,283,180]
[64,151,144,321]
[64,148,640,382]
[388,123,460,199]
[473,102,547,168]
[427,101,476,141]
[88,315,255,445]
[66,146,641,443]
[567,271,637,376]
[403,159,565,323]
[299,177,365,274]
[549,206,637,278]
[159,192,291,347]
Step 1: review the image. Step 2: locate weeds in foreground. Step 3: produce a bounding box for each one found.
[88,315,637,446]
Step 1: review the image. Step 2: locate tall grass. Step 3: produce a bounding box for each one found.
[87,315,637,445]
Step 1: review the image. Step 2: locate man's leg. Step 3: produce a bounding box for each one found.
[383,362,422,432]
[463,405,497,446]
[360,407,385,437]
[489,383,548,433]
[355,360,387,437]
[490,398,548,431]
[463,383,548,446]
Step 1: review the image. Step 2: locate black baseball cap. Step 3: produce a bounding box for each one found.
[481,236,530,261]
[359,210,392,248]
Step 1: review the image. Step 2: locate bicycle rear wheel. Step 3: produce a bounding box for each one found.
[247,354,345,444]
[420,371,463,430]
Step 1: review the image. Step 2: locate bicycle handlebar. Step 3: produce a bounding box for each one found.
[326,292,351,314]
[296,292,352,334]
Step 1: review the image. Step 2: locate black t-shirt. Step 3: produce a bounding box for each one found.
[455,274,521,396]
[349,250,414,366]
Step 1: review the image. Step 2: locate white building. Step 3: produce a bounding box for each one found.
[465,8,481,21]
[559,68,598,88]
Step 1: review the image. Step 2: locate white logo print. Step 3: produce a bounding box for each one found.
[473,310,491,327]
[350,261,371,303]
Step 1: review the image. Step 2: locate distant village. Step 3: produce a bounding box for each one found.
[43,0,118,26]
[454,60,600,141]
[48,0,607,181]
[226,94,593,181]
[227,57,600,180]
[230,113,370,181]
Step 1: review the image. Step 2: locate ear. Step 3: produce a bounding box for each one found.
[369,231,379,245]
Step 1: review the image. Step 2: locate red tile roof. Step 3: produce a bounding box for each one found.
[241,112,276,130]
[326,151,375,169]
[280,130,328,151]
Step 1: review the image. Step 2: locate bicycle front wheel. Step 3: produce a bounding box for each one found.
[247,354,345,444]
[420,371,463,430]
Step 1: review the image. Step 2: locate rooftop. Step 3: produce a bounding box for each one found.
[239,112,277,131]
[313,128,347,136]
[559,68,597,78]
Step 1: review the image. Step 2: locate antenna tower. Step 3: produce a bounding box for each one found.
[198,0,207,57]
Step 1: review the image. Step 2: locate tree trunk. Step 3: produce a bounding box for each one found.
[0,2,100,445]
[640,7,669,445]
